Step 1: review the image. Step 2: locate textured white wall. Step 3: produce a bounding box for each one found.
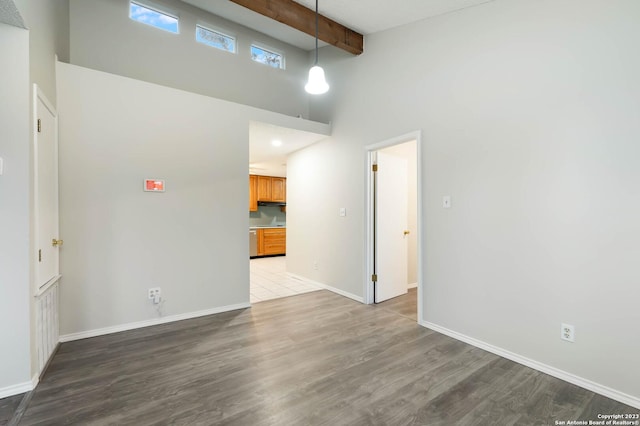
[0,23,31,395]
[295,0,640,402]
[69,0,311,119]
[56,62,329,335]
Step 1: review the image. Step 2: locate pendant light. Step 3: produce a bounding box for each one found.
[305,0,329,94]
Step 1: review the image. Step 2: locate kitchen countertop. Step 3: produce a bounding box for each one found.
[250,225,286,229]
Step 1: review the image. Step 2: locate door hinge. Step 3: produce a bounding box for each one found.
[371,274,378,282]
[37,119,42,133]
[372,164,378,172]
[38,249,42,262]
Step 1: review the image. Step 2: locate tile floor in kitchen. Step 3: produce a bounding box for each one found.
[250,256,322,303]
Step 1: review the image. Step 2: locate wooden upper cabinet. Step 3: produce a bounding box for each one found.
[271,178,286,203]
[257,176,272,201]
[251,175,287,206]
[249,175,258,212]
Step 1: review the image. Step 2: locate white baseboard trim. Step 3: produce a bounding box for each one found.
[421,320,640,410]
[288,273,364,303]
[59,302,251,343]
[0,379,34,399]
[408,282,418,289]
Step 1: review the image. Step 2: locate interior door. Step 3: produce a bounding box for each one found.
[375,151,409,303]
[35,87,61,289]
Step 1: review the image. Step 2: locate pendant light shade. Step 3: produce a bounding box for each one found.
[305,65,329,94]
[305,0,329,95]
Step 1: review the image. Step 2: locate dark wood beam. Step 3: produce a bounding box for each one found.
[229,0,364,55]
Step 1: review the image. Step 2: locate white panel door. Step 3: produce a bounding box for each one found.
[35,87,60,289]
[375,151,409,302]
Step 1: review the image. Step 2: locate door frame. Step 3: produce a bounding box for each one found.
[364,131,423,320]
[33,84,61,295]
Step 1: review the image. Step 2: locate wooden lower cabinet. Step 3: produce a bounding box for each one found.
[256,228,286,256]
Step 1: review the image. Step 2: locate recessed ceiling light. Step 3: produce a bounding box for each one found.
[271,139,283,147]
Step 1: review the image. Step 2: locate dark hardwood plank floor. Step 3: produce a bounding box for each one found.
[17,290,637,425]
[0,393,23,426]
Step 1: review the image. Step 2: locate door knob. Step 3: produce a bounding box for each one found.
[52,239,64,247]
[403,230,410,236]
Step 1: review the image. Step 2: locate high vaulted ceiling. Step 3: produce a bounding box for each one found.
[182,0,495,51]
[180,0,497,176]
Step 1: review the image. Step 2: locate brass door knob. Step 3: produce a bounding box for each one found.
[52,239,64,247]
[403,230,410,236]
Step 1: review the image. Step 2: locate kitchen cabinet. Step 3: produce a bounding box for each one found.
[255,228,286,256]
[262,228,286,255]
[257,176,272,201]
[250,175,286,206]
[271,177,286,202]
[249,175,258,212]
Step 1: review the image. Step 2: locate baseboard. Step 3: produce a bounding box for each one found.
[288,273,364,303]
[59,302,251,343]
[408,282,418,289]
[421,320,640,410]
[0,380,34,399]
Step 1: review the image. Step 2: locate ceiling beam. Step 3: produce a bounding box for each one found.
[229,0,364,55]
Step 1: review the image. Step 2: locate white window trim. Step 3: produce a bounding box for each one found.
[195,23,237,54]
[129,0,180,34]
[250,42,286,70]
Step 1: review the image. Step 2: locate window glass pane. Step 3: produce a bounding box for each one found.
[130,2,178,34]
[251,45,284,69]
[196,25,235,53]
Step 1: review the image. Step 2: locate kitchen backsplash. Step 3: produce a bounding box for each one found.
[249,205,286,227]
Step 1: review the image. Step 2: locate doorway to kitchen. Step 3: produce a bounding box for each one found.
[365,131,422,321]
[248,121,328,303]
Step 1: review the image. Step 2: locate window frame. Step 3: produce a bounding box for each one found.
[129,1,180,34]
[250,43,286,70]
[195,24,237,54]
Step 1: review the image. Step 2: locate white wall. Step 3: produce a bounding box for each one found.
[0,22,31,396]
[287,137,364,299]
[56,62,329,336]
[69,0,312,119]
[292,0,640,404]
[14,0,69,104]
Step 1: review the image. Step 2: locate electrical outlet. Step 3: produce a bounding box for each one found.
[313,261,318,270]
[561,323,575,342]
[148,287,161,300]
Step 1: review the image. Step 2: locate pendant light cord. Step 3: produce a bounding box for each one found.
[314,0,319,65]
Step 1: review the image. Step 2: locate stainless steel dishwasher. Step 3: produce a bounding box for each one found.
[249,229,258,258]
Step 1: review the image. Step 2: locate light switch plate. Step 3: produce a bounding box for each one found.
[443,196,451,208]
[0,157,4,175]
[339,207,346,217]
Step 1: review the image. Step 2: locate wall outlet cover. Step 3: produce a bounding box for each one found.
[561,323,575,342]
[148,287,161,299]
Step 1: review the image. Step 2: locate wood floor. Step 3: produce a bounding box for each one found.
[376,287,417,321]
[0,393,23,426]
[13,290,637,425]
